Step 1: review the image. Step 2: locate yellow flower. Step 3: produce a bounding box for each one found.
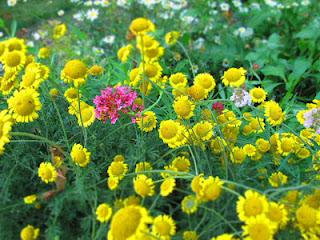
[136,111,157,132]
[172,156,190,172]
[96,203,112,223]
[250,87,267,103]
[159,120,183,144]
[277,136,295,156]
[108,205,152,240]
[3,50,26,72]
[107,177,119,190]
[38,47,50,59]
[107,161,128,180]
[165,31,180,45]
[266,202,288,229]
[53,23,67,39]
[194,73,216,93]
[0,110,12,149]
[181,195,198,214]
[78,104,95,127]
[128,67,140,87]
[139,61,162,82]
[70,143,91,167]
[243,144,257,157]
[88,65,104,76]
[8,89,42,122]
[242,215,277,240]
[183,231,199,240]
[230,146,247,164]
[117,44,133,63]
[5,37,27,53]
[237,190,269,222]
[295,204,319,233]
[123,195,141,206]
[20,67,42,89]
[129,17,155,35]
[160,178,176,197]
[49,88,59,98]
[64,87,81,102]
[38,162,57,184]
[211,233,236,240]
[210,137,226,154]
[20,225,40,240]
[198,176,223,202]
[137,34,159,50]
[133,174,155,197]
[255,138,270,153]
[264,101,285,126]
[169,72,188,88]
[221,67,246,87]
[144,46,164,62]
[0,41,7,60]
[248,117,265,133]
[268,172,288,188]
[135,161,153,173]
[53,156,63,167]
[113,154,125,162]
[188,84,206,100]
[173,96,195,119]
[172,83,189,98]
[24,194,37,204]
[61,59,88,87]
[152,215,176,238]
[192,121,214,142]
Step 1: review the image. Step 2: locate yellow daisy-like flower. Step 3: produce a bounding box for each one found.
[64,87,81,103]
[242,215,277,240]
[7,88,42,123]
[136,111,157,132]
[210,137,226,154]
[70,143,91,167]
[198,176,223,202]
[38,47,50,59]
[152,215,176,238]
[135,161,153,173]
[295,204,320,234]
[160,178,176,197]
[139,61,162,82]
[49,88,59,99]
[172,83,189,98]
[144,46,164,62]
[23,194,37,204]
[255,138,270,153]
[38,162,57,184]
[192,121,214,142]
[107,161,128,180]
[181,195,198,214]
[88,65,104,76]
[124,195,141,206]
[264,101,285,126]
[165,31,180,46]
[113,154,125,162]
[0,110,12,148]
[133,174,155,198]
[194,73,216,93]
[61,59,88,87]
[268,172,288,188]
[266,202,289,229]
[6,37,26,53]
[243,144,257,157]
[78,104,95,127]
[117,44,133,63]
[20,225,40,240]
[250,87,267,103]
[183,231,199,240]
[107,177,119,191]
[248,117,265,133]
[108,205,152,240]
[277,136,295,156]
[237,190,269,222]
[159,120,183,144]
[188,84,207,101]
[172,156,191,172]
[211,233,236,240]
[221,67,246,87]
[96,203,112,223]
[3,50,26,72]
[129,17,155,35]
[20,67,42,89]
[173,96,195,119]
[128,67,140,87]
[0,41,7,60]
[53,23,67,39]
[169,72,188,88]
[137,34,159,50]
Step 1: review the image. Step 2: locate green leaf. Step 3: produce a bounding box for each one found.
[0,18,5,30]
[287,57,311,91]
[10,20,17,37]
[261,79,282,94]
[261,65,286,81]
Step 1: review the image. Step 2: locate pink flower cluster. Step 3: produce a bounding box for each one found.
[93,86,143,124]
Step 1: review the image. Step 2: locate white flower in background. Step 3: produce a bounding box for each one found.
[38,30,48,38]
[57,10,65,16]
[230,88,252,108]
[239,6,249,13]
[93,47,105,55]
[220,3,230,11]
[75,49,81,55]
[232,0,242,8]
[193,38,204,50]
[84,0,93,6]
[208,2,216,8]
[209,10,218,15]
[86,8,99,21]
[27,41,34,48]
[94,0,101,5]
[301,0,310,6]
[7,0,17,7]
[0,32,3,38]
[102,35,115,44]
[291,2,299,7]
[159,12,171,19]
[251,3,260,10]
[214,36,221,45]
[234,27,254,39]
[73,12,84,21]
[100,0,111,7]
[70,0,80,2]
[32,32,41,40]
[222,59,229,68]
[161,0,186,10]
[138,0,160,8]
[116,0,129,7]
[265,0,278,7]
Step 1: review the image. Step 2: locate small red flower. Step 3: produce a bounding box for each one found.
[253,63,260,70]
[212,102,224,114]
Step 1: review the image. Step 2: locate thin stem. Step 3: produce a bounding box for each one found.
[177,41,195,78]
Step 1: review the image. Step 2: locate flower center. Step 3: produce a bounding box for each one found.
[14,95,35,116]
[248,223,271,240]
[244,197,263,217]
[5,52,21,67]
[225,68,241,82]
[64,60,87,79]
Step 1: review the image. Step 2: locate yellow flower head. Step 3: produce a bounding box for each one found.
[250,87,267,103]
[160,178,176,197]
[49,88,59,99]
[172,156,191,172]
[8,89,42,122]
[117,44,133,63]
[38,162,57,184]
[210,137,226,154]
[107,177,119,191]
[192,121,214,142]
[38,47,50,59]
[3,50,26,72]
[136,111,157,132]
[133,174,155,198]
[137,34,159,50]
[188,84,207,100]
[135,161,153,173]
[89,65,104,76]
[194,73,216,93]
[0,110,13,149]
[24,194,37,204]
[20,225,40,240]
[165,31,180,46]
[255,138,270,153]
[96,203,112,223]
[169,72,188,88]
[230,146,247,164]
[198,176,223,202]
[70,143,91,167]
[264,101,285,126]
[159,120,183,144]
[242,215,277,240]
[266,202,289,229]
[144,46,164,62]
[173,96,195,119]
[221,67,246,87]
[53,23,67,39]
[108,205,152,240]
[139,61,162,82]
[129,18,155,35]
[295,204,319,233]
[183,231,199,240]
[6,37,27,53]
[61,59,88,87]
[211,233,236,240]
[243,144,257,157]
[64,87,81,102]
[107,161,128,180]
[268,171,288,188]
[152,215,176,238]
[181,195,198,214]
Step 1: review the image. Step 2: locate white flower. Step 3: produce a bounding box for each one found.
[301,0,310,6]
[193,38,204,50]
[32,32,41,41]
[57,10,65,16]
[26,41,34,48]
[84,0,93,6]
[86,8,99,21]
[232,0,242,8]
[100,0,110,7]
[73,12,84,21]
[234,27,254,39]
[230,88,252,108]
[117,0,128,7]
[0,32,4,38]
[239,6,249,13]
[7,0,17,7]
[209,10,218,15]
[251,3,260,10]
[102,35,115,44]
[220,3,230,11]
[265,0,278,7]
[208,2,216,8]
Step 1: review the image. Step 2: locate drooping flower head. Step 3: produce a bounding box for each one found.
[93,86,143,124]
